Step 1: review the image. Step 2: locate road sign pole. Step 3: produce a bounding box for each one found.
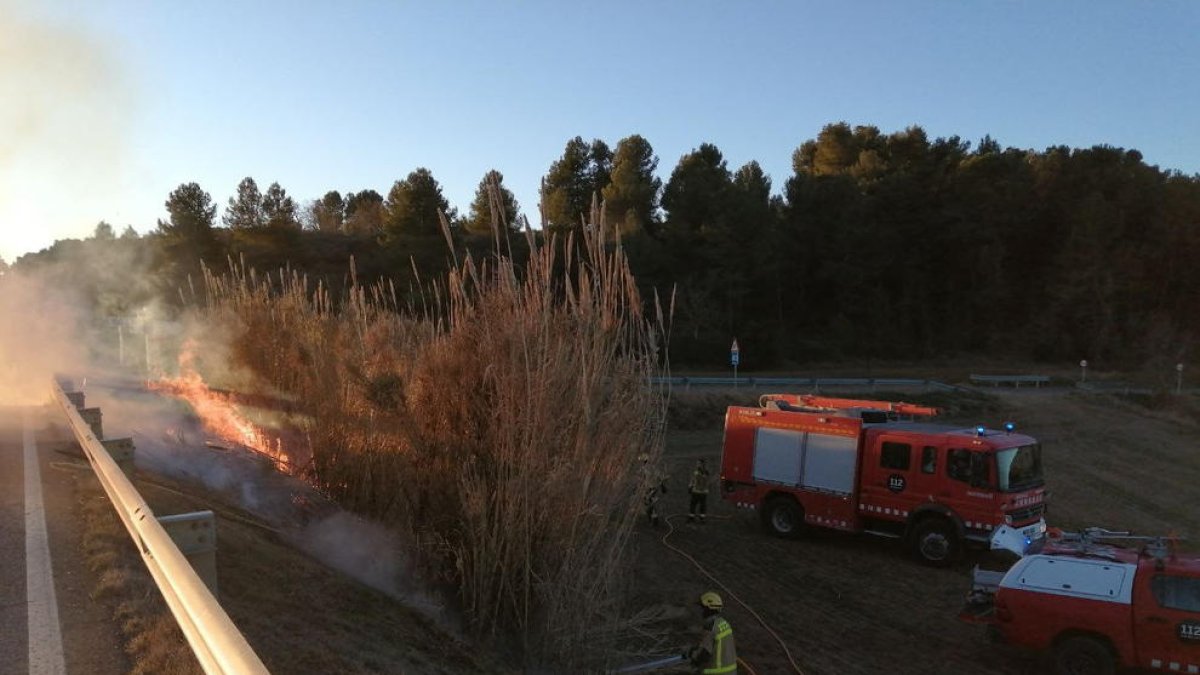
[731,338,740,389]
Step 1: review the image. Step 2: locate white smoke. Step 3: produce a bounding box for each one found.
[84,375,455,632]
[0,271,89,404]
[0,0,134,261]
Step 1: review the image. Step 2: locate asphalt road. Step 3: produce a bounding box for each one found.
[0,406,125,675]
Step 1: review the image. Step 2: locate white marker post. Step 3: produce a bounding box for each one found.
[1080,359,1088,384]
[1177,363,1184,395]
[731,338,740,389]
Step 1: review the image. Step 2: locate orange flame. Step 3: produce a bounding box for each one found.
[149,339,292,472]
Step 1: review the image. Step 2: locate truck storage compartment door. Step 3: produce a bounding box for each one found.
[752,427,804,486]
[802,432,857,495]
[1014,558,1135,603]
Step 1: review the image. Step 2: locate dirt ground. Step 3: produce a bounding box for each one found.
[625,387,1200,675]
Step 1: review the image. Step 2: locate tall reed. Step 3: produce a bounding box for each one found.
[200,202,670,669]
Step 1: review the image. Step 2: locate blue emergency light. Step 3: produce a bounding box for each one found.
[1005,422,1016,433]
[975,425,986,437]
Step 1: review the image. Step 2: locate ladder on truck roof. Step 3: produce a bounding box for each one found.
[759,393,939,418]
[1047,527,1184,562]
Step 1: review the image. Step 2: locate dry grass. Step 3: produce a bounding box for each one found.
[196,202,671,669]
[133,473,495,674]
[72,455,495,674]
[75,466,204,675]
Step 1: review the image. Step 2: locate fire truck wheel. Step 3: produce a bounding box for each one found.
[1053,636,1114,675]
[763,497,803,538]
[911,518,958,566]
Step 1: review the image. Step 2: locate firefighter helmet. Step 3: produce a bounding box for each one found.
[699,591,723,610]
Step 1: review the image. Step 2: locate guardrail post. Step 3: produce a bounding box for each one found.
[101,438,135,476]
[158,511,218,596]
[80,407,104,438]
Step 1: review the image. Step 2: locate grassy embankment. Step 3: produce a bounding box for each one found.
[66,431,491,674]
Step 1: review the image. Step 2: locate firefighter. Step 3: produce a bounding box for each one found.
[687,458,710,523]
[683,591,737,674]
[639,454,668,526]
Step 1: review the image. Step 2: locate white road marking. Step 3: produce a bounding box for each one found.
[24,412,66,675]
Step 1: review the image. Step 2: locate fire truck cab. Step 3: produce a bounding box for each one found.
[719,394,1048,565]
[962,529,1200,675]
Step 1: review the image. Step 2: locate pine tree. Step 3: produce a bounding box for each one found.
[383,168,452,238]
[464,170,519,236]
[262,182,299,229]
[540,137,613,231]
[313,190,345,232]
[661,143,732,236]
[344,190,384,234]
[159,182,217,240]
[93,221,115,240]
[156,182,220,266]
[223,177,265,228]
[601,134,660,236]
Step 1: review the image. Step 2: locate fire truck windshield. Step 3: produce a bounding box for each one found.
[995,444,1044,492]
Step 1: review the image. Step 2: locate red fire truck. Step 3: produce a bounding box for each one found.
[961,528,1200,675]
[719,394,1048,565]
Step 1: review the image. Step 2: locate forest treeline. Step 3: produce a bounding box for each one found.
[12,122,1200,369]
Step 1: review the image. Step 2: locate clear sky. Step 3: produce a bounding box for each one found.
[1,0,1197,263]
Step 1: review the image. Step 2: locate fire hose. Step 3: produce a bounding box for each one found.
[612,512,807,674]
[655,512,806,675]
[608,654,688,673]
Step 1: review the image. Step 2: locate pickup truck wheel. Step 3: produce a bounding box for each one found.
[1053,636,1114,675]
[763,498,803,538]
[912,519,958,567]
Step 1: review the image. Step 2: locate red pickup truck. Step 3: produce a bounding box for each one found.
[962,528,1200,675]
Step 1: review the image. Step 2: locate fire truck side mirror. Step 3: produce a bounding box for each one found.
[991,525,1035,556]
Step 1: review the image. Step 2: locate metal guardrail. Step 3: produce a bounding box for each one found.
[652,374,1183,396]
[51,379,269,675]
[650,376,961,392]
[968,374,1051,387]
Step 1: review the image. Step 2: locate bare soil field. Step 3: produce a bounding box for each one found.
[626,388,1200,675]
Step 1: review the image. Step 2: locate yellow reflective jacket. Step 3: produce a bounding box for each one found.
[694,615,736,674]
